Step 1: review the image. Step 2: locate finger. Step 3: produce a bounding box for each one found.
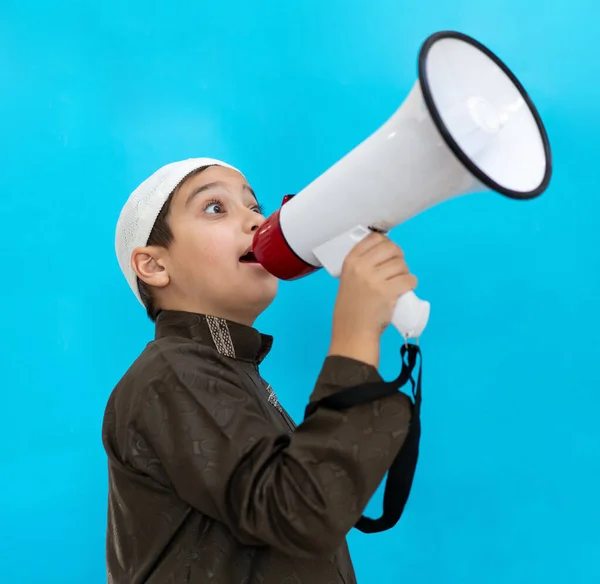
[351,231,389,256]
[363,240,405,267]
[376,258,410,280]
[387,274,418,295]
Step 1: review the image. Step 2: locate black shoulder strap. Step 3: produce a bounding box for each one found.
[303,344,422,534]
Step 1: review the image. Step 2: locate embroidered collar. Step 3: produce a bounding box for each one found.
[154,310,273,364]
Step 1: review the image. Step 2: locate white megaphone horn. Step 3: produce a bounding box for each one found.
[252,31,552,340]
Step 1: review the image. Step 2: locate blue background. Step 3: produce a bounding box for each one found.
[1,1,598,582]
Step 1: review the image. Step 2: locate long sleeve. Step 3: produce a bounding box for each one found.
[128,343,413,558]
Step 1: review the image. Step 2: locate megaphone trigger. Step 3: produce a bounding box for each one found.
[312,226,431,339]
[312,225,372,278]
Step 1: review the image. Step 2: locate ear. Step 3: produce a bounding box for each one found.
[131,246,170,289]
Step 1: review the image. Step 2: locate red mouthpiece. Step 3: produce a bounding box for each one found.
[251,194,320,281]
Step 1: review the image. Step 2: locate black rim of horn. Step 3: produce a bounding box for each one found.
[418,30,552,200]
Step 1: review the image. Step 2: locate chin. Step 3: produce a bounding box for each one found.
[246,279,278,315]
[257,280,279,307]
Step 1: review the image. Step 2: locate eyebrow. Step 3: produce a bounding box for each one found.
[185,181,258,206]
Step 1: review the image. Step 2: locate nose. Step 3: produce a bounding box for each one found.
[242,207,264,234]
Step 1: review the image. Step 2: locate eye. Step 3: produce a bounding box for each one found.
[252,203,265,215]
[204,198,225,214]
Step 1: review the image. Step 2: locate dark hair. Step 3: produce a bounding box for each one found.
[137,166,210,321]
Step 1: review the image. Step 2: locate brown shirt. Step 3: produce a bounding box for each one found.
[102,310,413,583]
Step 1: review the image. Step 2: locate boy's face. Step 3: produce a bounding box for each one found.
[140,165,278,325]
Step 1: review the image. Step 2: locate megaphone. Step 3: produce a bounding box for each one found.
[252,31,552,339]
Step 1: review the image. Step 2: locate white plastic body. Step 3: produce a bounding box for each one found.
[313,226,431,339]
[279,79,487,267]
[278,34,548,267]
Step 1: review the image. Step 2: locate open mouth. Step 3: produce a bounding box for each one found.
[239,249,258,263]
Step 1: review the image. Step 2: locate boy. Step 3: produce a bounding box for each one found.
[104,157,418,583]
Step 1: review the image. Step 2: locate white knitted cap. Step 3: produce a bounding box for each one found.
[115,157,242,305]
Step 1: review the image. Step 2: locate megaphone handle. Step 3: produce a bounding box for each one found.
[391,291,431,340]
[312,226,431,340]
